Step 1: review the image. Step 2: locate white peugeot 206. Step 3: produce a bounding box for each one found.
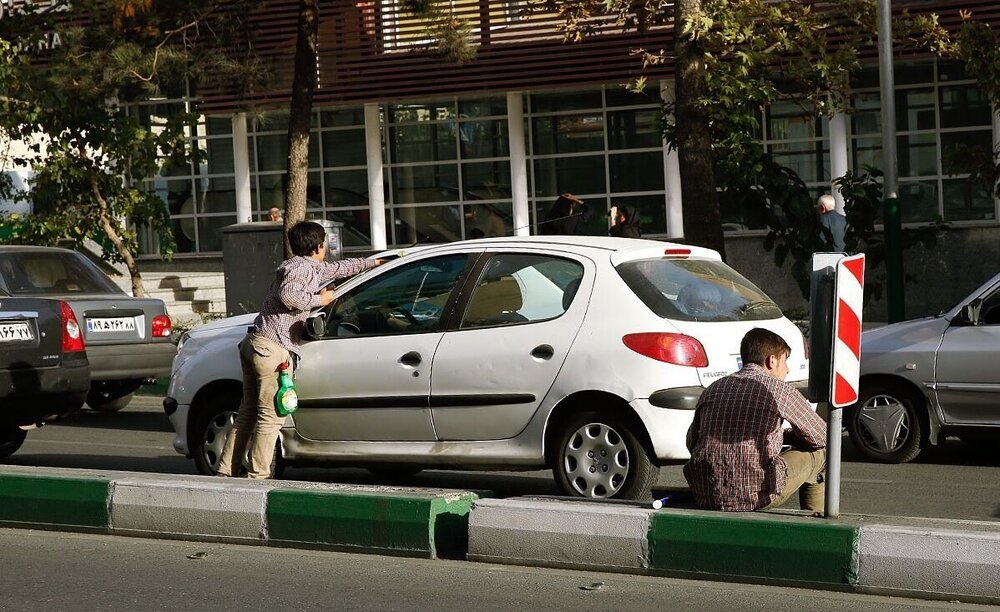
[164,236,808,500]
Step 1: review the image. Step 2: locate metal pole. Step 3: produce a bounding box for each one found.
[877,0,905,322]
[824,403,842,518]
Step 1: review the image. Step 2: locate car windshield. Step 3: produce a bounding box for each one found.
[617,257,783,322]
[0,251,122,296]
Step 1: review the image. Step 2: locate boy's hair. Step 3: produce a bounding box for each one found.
[288,221,326,257]
[740,328,791,367]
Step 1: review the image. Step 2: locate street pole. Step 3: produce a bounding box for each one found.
[824,401,842,517]
[878,0,905,323]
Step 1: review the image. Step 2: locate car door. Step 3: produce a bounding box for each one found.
[934,279,1000,425]
[293,253,476,441]
[429,250,592,440]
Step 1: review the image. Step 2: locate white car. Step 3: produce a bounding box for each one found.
[164,236,809,499]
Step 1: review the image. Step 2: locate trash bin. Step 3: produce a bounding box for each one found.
[220,219,344,316]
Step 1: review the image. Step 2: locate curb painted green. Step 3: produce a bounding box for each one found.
[0,474,110,530]
[648,510,859,585]
[266,489,478,558]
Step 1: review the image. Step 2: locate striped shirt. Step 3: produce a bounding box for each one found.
[683,363,827,511]
[252,255,377,357]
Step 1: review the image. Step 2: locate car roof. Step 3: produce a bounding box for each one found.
[395,236,722,261]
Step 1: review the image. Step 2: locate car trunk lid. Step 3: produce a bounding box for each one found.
[0,298,64,369]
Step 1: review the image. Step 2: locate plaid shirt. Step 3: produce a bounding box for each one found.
[683,363,826,511]
[252,255,376,357]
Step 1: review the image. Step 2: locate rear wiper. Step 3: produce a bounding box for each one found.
[739,300,774,313]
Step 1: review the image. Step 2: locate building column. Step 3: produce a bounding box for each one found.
[830,109,850,214]
[232,112,252,223]
[507,92,530,235]
[660,81,684,239]
[365,102,388,250]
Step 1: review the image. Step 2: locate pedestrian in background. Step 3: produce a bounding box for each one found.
[217,221,384,478]
[817,194,846,252]
[539,193,592,235]
[268,207,283,223]
[608,204,642,238]
[684,328,827,514]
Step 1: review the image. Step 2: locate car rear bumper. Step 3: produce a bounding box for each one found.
[0,361,89,425]
[87,341,175,380]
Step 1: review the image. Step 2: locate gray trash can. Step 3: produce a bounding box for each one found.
[220,219,344,316]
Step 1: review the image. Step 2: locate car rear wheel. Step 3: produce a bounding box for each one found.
[192,391,283,478]
[553,411,658,500]
[846,382,924,463]
[0,424,27,459]
[87,380,144,412]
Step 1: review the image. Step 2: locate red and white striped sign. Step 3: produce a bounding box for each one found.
[830,254,866,408]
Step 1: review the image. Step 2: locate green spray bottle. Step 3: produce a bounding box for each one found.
[275,361,298,416]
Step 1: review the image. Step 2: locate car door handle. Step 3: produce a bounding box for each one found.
[531,344,554,360]
[399,351,422,367]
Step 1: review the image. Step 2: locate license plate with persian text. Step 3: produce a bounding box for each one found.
[0,321,33,342]
[87,317,137,333]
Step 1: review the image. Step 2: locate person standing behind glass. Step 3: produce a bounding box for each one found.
[540,193,592,235]
[609,204,642,239]
[817,194,846,252]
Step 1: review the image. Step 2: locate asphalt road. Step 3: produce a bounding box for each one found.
[7,396,1000,522]
[1,528,994,612]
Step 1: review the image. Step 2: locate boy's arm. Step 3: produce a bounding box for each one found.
[318,257,379,285]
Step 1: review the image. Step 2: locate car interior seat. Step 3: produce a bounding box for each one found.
[463,275,526,327]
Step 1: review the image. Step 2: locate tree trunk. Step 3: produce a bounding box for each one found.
[283,0,320,259]
[90,178,146,297]
[674,0,726,260]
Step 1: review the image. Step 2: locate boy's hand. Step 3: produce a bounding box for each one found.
[318,286,334,306]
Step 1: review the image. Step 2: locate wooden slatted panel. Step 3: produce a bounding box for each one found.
[8,0,991,111]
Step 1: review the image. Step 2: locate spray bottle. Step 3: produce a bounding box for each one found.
[275,361,298,416]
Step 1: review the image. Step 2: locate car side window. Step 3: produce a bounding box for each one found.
[460,254,584,329]
[324,254,469,337]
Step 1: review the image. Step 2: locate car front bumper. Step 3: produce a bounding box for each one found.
[87,341,176,381]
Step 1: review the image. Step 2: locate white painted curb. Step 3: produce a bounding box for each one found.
[468,498,652,572]
[857,524,1000,600]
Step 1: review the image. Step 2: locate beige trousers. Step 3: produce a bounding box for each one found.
[765,448,826,513]
[217,334,291,479]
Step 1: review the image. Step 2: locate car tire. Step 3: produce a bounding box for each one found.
[846,382,924,463]
[191,391,284,478]
[86,392,135,413]
[0,424,27,459]
[552,410,658,500]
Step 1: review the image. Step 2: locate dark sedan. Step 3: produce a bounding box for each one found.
[0,297,89,457]
[0,246,174,412]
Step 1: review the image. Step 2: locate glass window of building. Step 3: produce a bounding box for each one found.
[850,59,997,224]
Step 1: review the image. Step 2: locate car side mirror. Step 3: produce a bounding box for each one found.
[305,312,327,339]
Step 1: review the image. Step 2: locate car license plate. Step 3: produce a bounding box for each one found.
[0,321,33,342]
[87,317,137,332]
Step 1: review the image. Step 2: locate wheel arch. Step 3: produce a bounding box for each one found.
[856,373,934,445]
[186,378,242,450]
[542,390,656,468]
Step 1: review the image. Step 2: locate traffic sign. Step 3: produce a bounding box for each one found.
[830,254,865,408]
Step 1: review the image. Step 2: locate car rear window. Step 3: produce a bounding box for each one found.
[617,257,783,322]
[0,251,122,295]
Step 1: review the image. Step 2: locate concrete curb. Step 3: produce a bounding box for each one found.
[0,467,478,559]
[2,466,998,604]
[466,498,1000,605]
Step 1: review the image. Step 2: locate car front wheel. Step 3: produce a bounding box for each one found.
[846,382,925,463]
[553,411,658,500]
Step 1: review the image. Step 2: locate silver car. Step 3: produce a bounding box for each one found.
[0,246,175,412]
[850,272,1000,462]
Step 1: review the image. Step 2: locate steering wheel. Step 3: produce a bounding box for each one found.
[390,306,420,327]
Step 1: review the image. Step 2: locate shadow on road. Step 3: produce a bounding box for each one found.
[4,454,194,475]
[840,435,1000,468]
[54,409,173,434]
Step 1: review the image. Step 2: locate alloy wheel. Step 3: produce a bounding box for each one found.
[562,422,630,498]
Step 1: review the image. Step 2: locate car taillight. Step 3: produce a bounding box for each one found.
[622,332,709,367]
[60,301,85,353]
[152,315,172,338]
